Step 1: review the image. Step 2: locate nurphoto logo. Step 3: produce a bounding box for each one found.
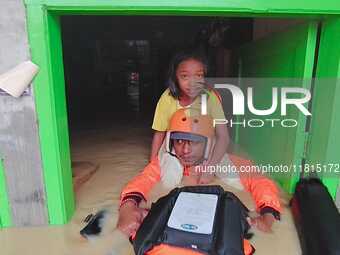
[201,83,311,128]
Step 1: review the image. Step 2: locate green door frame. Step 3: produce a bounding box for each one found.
[23,0,340,225]
[306,18,340,198]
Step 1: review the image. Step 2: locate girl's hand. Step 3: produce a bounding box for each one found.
[247,213,275,233]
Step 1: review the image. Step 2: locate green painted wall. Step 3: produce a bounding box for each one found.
[0,159,12,228]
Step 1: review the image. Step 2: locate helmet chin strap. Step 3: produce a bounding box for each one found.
[194,137,216,166]
[205,137,216,162]
[191,157,205,167]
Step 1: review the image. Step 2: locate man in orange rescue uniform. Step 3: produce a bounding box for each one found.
[117,108,282,255]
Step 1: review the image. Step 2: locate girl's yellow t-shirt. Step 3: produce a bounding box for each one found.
[152,88,226,131]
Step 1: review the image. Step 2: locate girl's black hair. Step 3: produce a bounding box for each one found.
[166,49,208,98]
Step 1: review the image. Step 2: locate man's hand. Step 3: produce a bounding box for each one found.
[116,201,148,237]
[247,213,276,233]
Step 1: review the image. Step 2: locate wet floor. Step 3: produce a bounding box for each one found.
[0,121,301,255]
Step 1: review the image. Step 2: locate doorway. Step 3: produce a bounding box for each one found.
[60,15,316,211]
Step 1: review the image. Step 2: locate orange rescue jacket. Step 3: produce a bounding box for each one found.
[120,154,282,255]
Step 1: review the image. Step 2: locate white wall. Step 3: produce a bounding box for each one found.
[0,0,48,226]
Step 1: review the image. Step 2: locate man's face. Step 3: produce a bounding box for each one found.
[172,138,205,167]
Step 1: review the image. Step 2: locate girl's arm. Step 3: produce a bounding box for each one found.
[150,89,173,161]
[205,88,229,166]
[208,124,229,165]
[150,131,166,161]
[198,124,229,184]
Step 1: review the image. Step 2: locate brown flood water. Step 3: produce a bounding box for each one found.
[0,124,301,255]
